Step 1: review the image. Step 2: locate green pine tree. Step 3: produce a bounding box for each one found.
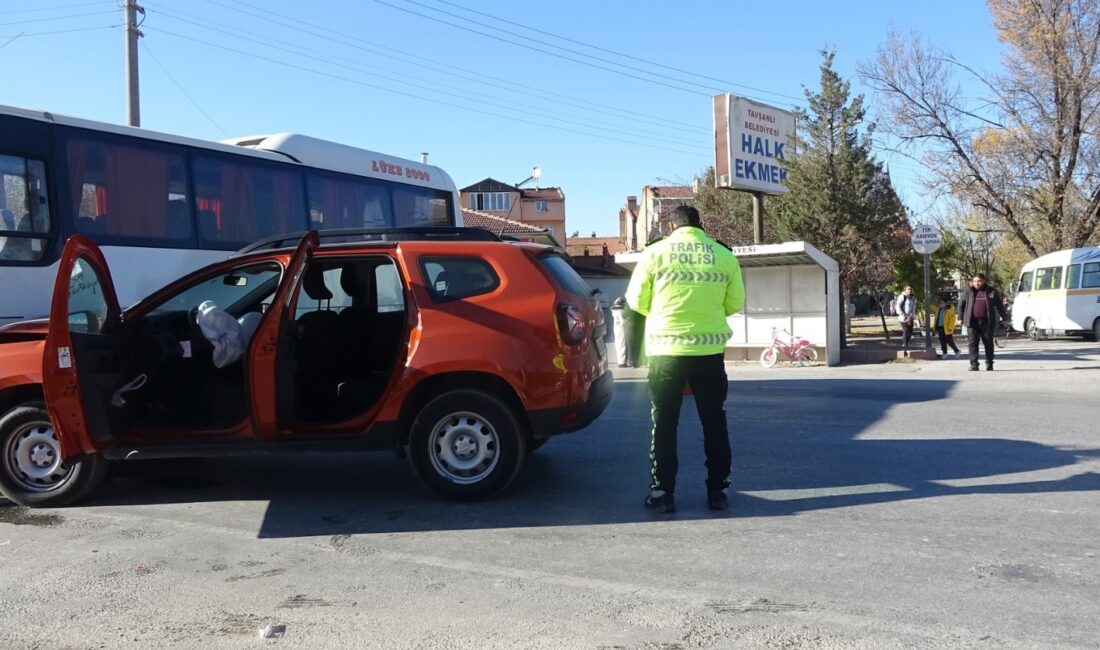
[773,49,910,301]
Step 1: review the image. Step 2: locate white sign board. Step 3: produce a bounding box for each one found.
[911,225,942,254]
[713,94,796,195]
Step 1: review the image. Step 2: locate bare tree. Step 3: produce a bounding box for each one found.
[860,0,1100,256]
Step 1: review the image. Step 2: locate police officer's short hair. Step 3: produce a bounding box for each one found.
[669,205,701,228]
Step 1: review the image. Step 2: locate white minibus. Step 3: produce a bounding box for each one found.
[1011,246,1100,340]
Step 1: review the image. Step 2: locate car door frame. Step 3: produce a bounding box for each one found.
[247,231,318,441]
[42,234,123,459]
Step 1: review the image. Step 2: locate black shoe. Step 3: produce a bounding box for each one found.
[969,365,979,372]
[986,364,994,371]
[707,490,728,511]
[644,491,675,514]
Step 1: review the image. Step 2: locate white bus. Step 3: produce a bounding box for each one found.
[1010,246,1100,341]
[0,104,462,325]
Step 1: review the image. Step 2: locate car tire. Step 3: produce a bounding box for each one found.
[407,390,525,500]
[1093,318,1100,343]
[0,403,107,507]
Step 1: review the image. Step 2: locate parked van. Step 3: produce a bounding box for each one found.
[1010,246,1100,340]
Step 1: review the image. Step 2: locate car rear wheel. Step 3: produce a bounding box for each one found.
[0,403,107,507]
[1025,318,1039,341]
[408,390,525,500]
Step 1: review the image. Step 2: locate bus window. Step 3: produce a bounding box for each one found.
[66,138,191,244]
[307,174,392,229]
[392,185,452,227]
[1083,262,1100,289]
[1017,271,1033,293]
[193,156,306,249]
[1034,266,1062,290]
[0,155,51,262]
[1066,264,1082,290]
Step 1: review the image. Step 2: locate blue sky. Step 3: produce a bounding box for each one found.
[2,0,1003,237]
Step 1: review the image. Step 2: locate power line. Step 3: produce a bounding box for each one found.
[399,0,730,95]
[0,10,117,26]
[197,0,713,135]
[367,0,716,97]
[139,40,229,137]
[0,1,107,15]
[144,7,708,149]
[143,27,712,159]
[0,24,118,39]
[425,0,807,105]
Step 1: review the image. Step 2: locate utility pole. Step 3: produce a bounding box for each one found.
[124,0,144,126]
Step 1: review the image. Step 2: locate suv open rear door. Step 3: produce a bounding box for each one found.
[247,231,318,440]
[42,235,123,458]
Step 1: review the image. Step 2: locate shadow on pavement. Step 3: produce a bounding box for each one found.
[64,376,1100,539]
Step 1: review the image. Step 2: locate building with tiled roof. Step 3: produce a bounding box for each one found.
[459,178,566,243]
[460,208,560,247]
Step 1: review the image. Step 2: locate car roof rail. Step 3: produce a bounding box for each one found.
[234,226,502,255]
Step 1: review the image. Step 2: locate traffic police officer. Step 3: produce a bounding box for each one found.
[625,205,745,513]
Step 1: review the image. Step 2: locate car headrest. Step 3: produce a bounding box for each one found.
[302,265,333,301]
[339,264,367,298]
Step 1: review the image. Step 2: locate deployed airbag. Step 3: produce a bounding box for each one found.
[196,300,242,368]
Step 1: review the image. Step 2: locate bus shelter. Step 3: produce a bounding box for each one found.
[726,242,840,366]
[615,241,840,366]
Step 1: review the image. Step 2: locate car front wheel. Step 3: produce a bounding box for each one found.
[0,403,107,507]
[407,390,525,500]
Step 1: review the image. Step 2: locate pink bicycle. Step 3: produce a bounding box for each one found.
[760,327,818,368]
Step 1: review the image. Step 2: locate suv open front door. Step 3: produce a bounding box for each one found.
[42,235,123,458]
[247,231,318,440]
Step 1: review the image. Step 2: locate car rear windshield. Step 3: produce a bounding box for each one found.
[539,253,593,299]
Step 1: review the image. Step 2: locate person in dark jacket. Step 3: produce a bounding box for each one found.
[957,274,1009,371]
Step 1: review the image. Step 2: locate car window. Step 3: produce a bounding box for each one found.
[539,253,594,299]
[68,258,110,334]
[1017,271,1033,293]
[1083,262,1100,289]
[420,257,499,302]
[376,263,404,312]
[147,263,281,318]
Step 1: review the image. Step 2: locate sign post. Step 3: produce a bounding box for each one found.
[911,225,943,352]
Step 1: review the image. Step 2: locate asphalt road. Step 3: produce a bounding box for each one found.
[2,338,1098,649]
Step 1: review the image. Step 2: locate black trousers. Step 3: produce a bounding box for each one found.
[936,327,959,354]
[647,354,731,494]
[968,319,995,366]
[901,320,914,349]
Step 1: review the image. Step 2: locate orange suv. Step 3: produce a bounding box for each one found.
[0,228,612,507]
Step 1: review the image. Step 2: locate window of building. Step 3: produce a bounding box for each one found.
[469,192,510,211]
[0,154,51,262]
[1082,262,1100,289]
[534,200,549,212]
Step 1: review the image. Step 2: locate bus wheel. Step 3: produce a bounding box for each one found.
[1025,318,1040,341]
[1092,318,1100,343]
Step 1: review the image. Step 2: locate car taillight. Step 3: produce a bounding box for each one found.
[557,303,588,345]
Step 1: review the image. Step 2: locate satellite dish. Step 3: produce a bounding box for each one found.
[532,166,542,179]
